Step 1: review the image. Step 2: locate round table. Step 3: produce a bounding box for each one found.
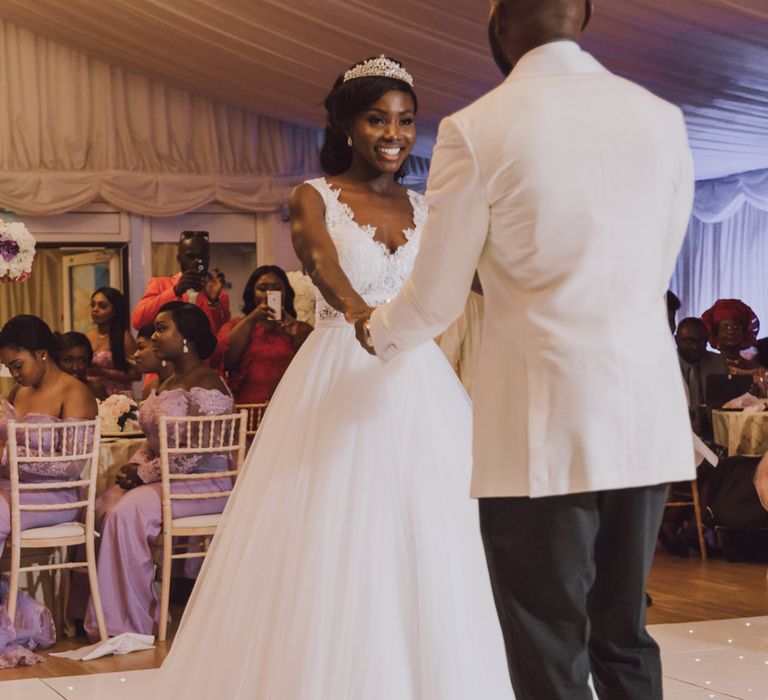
[712,409,768,457]
[98,435,146,493]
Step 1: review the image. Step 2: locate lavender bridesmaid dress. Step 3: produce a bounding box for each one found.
[0,400,88,667]
[83,387,234,640]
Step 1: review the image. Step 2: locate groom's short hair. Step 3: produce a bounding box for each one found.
[495,0,583,17]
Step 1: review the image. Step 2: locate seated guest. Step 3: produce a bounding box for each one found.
[57,331,108,400]
[0,316,97,665]
[131,230,230,335]
[675,317,727,437]
[666,290,682,333]
[86,287,138,395]
[214,265,312,404]
[83,302,234,640]
[131,324,174,400]
[756,336,768,368]
[702,298,768,397]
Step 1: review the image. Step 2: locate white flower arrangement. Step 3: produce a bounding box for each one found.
[98,394,140,434]
[287,270,317,326]
[0,218,36,282]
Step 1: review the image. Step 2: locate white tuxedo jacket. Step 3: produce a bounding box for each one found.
[370,41,696,498]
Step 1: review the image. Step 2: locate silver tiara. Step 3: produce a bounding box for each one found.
[343,55,414,87]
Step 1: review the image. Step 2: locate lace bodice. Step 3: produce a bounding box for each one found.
[132,387,235,483]
[305,178,427,322]
[0,400,94,481]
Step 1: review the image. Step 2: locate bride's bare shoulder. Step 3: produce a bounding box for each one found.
[289,181,326,217]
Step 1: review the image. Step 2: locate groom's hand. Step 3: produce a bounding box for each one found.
[353,309,376,355]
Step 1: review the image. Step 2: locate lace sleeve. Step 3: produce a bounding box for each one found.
[134,442,161,484]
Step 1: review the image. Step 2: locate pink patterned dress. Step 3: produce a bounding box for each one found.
[87,350,133,396]
[0,401,91,667]
[82,387,234,640]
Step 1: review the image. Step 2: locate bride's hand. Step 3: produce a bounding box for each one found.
[352,309,376,356]
[344,304,372,325]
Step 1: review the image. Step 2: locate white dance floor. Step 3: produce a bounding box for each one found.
[2,616,767,698]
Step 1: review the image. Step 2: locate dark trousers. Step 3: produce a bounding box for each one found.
[479,483,668,700]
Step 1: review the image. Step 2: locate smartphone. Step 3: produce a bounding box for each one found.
[267,290,282,320]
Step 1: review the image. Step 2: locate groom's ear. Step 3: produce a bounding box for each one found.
[582,0,593,31]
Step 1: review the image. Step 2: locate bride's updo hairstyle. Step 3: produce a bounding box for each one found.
[320,56,418,179]
[158,301,217,360]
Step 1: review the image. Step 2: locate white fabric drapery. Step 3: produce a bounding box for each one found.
[0,20,320,216]
[671,202,768,334]
[693,169,768,223]
[1,1,767,181]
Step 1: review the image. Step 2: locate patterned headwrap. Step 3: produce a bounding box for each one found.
[701,299,760,349]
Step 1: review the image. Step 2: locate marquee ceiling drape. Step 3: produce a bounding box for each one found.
[0,1,766,215]
[0,20,322,216]
[1,0,766,182]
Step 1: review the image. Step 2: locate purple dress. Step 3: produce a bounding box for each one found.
[88,350,133,396]
[83,387,234,640]
[0,400,89,667]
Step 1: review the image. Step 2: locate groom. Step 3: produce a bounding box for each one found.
[355,0,695,697]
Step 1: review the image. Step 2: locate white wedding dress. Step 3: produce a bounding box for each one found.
[148,178,512,699]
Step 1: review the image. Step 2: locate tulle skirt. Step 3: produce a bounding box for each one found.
[149,320,512,699]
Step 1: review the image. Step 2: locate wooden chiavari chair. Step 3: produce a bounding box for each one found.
[155,410,247,641]
[235,402,268,441]
[5,418,107,640]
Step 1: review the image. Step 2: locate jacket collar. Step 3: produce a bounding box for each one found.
[505,39,605,82]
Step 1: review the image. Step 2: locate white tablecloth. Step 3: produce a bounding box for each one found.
[98,436,146,493]
[712,410,768,457]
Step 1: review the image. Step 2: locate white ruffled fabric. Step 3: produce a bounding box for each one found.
[145,322,511,699]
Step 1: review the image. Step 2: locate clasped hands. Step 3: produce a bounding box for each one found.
[115,463,142,491]
[346,307,376,356]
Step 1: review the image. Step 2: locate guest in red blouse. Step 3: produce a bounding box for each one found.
[214,266,312,403]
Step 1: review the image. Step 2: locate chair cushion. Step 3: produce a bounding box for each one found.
[21,522,85,540]
[171,513,222,529]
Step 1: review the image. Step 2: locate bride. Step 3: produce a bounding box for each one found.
[149,56,511,699]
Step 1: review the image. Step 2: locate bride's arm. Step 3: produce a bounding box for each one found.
[289,184,369,322]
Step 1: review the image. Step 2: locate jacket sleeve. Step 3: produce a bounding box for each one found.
[131,278,180,330]
[369,116,490,362]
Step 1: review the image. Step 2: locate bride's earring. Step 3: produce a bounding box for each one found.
[347,136,353,148]
[182,339,189,354]
[161,360,167,367]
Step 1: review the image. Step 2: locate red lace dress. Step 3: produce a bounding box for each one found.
[215,319,312,404]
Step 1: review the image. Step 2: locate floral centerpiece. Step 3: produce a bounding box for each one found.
[98,394,140,434]
[0,218,36,282]
[287,270,316,326]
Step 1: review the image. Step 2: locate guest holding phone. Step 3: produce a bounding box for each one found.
[213,265,312,403]
[131,230,231,335]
